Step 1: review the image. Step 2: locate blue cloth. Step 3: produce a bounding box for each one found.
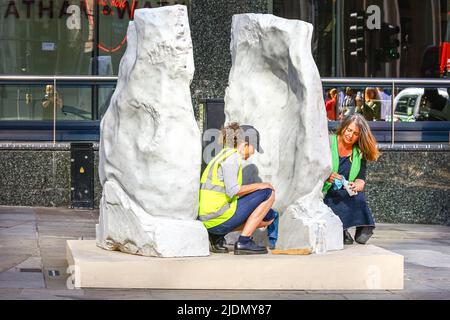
[332,178,344,190]
[324,156,375,230]
[267,210,279,247]
[208,188,275,236]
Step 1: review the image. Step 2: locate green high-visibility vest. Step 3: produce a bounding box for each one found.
[198,148,243,229]
[322,135,362,194]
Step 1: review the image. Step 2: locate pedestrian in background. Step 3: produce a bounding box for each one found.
[377,87,392,121]
[359,87,381,121]
[340,87,356,119]
[41,85,62,120]
[325,88,338,121]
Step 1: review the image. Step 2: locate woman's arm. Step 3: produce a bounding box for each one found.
[221,154,274,198]
[236,183,274,197]
[348,159,367,192]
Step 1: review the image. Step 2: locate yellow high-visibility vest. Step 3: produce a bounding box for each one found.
[198,148,243,229]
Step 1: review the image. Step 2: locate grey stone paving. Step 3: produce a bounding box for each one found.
[0,206,449,300]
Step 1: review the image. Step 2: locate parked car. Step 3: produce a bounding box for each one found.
[391,88,450,122]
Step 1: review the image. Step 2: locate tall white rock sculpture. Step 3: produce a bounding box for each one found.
[224,14,343,253]
[96,6,209,257]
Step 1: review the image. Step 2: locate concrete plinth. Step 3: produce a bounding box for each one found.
[66,240,403,290]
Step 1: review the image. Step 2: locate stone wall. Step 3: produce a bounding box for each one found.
[366,150,450,225]
[0,149,70,207]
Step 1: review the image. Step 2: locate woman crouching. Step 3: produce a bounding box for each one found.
[198,122,277,255]
[323,114,380,245]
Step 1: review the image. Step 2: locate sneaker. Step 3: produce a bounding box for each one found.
[355,226,374,245]
[234,238,268,255]
[209,233,229,253]
[343,229,354,245]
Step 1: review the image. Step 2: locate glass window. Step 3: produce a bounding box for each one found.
[323,86,394,122]
[0,83,93,121]
[273,0,335,77]
[395,94,417,116]
[394,87,450,121]
[0,0,189,124]
[274,0,449,78]
[0,0,189,76]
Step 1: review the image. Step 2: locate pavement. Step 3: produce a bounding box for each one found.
[0,205,449,300]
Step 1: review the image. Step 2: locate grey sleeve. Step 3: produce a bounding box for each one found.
[220,153,241,198]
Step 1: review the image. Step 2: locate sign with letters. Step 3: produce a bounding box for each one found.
[3,0,189,53]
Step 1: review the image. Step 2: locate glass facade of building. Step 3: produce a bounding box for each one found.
[0,0,449,139]
[274,0,450,127]
[0,0,188,123]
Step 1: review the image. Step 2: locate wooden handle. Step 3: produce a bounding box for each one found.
[271,248,312,255]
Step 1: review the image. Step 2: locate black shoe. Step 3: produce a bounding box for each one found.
[355,226,374,244]
[234,238,268,255]
[343,230,354,245]
[209,233,229,253]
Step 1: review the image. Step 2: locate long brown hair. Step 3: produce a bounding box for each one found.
[336,114,380,161]
[364,87,380,102]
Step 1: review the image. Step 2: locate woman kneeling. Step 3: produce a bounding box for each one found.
[323,114,380,245]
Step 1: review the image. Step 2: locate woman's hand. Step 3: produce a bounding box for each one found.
[327,172,342,184]
[348,179,365,192]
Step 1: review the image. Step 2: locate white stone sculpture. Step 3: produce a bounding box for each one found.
[96,6,209,257]
[224,14,343,253]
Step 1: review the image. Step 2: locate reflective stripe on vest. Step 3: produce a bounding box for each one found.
[198,201,231,222]
[198,148,243,228]
[322,134,362,194]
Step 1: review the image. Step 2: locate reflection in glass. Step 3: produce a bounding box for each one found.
[56,85,93,120]
[0,84,94,121]
[42,85,62,120]
[98,85,115,120]
[274,0,448,78]
[393,87,450,121]
[0,84,49,120]
[323,86,394,122]
[273,0,334,77]
[0,0,189,76]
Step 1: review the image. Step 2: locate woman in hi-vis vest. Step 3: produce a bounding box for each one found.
[198,122,278,255]
[323,114,380,245]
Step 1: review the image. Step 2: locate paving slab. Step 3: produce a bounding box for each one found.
[0,288,23,299]
[0,269,45,289]
[20,288,85,300]
[1,206,449,299]
[0,255,30,273]
[395,250,450,268]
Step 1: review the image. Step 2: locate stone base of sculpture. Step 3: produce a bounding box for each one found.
[67,240,404,290]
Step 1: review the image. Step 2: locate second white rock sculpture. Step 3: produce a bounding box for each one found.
[224,14,343,253]
[96,6,209,258]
